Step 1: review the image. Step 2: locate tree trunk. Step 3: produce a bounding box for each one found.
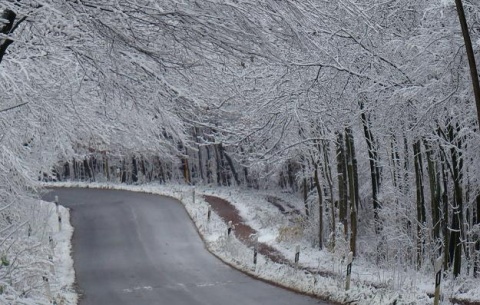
[454,0,480,131]
[198,145,205,182]
[359,101,381,233]
[158,158,166,183]
[182,156,190,184]
[215,145,222,186]
[243,166,250,187]
[424,140,440,241]
[63,162,70,180]
[474,195,480,278]
[0,9,16,64]
[448,122,464,277]
[103,154,110,180]
[303,176,310,217]
[197,145,204,182]
[389,137,400,191]
[346,127,358,256]
[313,163,323,249]
[206,146,213,184]
[90,157,96,182]
[287,162,297,192]
[413,140,426,269]
[222,148,240,185]
[121,159,127,183]
[84,158,92,180]
[352,142,360,211]
[140,157,146,181]
[132,156,138,183]
[193,127,205,182]
[323,140,336,249]
[440,152,450,271]
[336,132,348,236]
[72,158,77,180]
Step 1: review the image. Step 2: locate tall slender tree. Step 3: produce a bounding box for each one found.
[454,0,480,130]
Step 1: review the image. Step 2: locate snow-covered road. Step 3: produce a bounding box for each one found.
[43,188,327,305]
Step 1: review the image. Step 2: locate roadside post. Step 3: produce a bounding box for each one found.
[48,255,55,275]
[207,205,211,223]
[345,251,353,290]
[55,196,62,231]
[253,235,258,266]
[54,196,59,214]
[434,256,443,305]
[226,221,234,253]
[49,235,55,255]
[58,214,62,232]
[227,220,233,238]
[43,276,52,301]
[206,205,212,233]
[295,245,300,267]
[192,187,196,204]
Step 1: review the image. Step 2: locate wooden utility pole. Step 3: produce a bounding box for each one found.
[454,0,480,131]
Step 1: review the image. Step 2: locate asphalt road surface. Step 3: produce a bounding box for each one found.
[43,188,327,305]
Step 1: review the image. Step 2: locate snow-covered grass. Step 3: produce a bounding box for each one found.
[44,182,480,305]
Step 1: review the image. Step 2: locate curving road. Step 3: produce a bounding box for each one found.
[43,188,326,305]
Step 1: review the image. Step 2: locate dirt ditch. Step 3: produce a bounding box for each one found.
[203,195,335,278]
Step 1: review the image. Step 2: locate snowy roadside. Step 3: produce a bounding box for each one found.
[43,182,480,305]
[39,200,77,305]
[0,198,77,305]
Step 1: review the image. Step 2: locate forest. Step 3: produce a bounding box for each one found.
[1,0,480,303]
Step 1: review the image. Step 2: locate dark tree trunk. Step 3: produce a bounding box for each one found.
[132,157,138,183]
[322,141,335,248]
[121,159,127,183]
[215,145,222,186]
[222,148,240,185]
[158,158,165,183]
[336,132,348,236]
[198,145,205,181]
[440,151,450,271]
[287,162,297,192]
[90,157,96,182]
[313,163,323,249]
[103,154,110,180]
[194,128,205,181]
[345,127,358,256]
[424,141,440,241]
[359,101,381,233]
[205,146,213,184]
[303,176,310,217]
[72,158,78,180]
[447,122,464,277]
[454,0,480,131]
[63,162,70,180]
[84,158,92,180]
[474,195,480,278]
[413,140,426,269]
[140,157,146,177]
[182,156,190,184]
[0,9,16,64]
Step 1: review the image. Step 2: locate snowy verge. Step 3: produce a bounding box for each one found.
[41,182,480,305]
[0,198,77,305]
[41,200,77,305]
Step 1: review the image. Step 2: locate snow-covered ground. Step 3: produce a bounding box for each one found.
[44,182,480,305]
